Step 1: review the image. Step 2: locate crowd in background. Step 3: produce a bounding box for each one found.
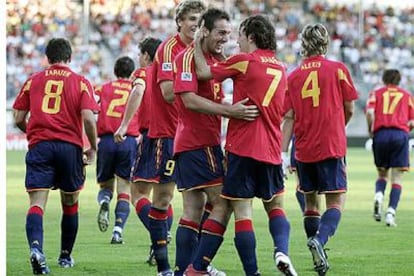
[6,0,414,105]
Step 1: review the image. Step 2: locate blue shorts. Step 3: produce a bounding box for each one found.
[296,158,347,194]
[222,153,285,201]
[373,128,409,170]
[131,129,152,182]
[97,135,137,182]
[175,145,224,191]
[25,141,85,192]
[132,137,176,184]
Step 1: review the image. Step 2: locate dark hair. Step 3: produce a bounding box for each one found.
[139,37,162,61]
[239,15,276,51]
[114,56,135,78]
[382,69,401,85]
[198,8,230,32]
[175,0,206,32]
[45,38,72,64]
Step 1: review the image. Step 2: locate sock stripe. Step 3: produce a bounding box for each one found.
[304,210,321,217]
[202,219,226,236]
[62,202,78,215]
[149,207,168,220]
[391,183,402,190]
[117,193,130,201]
[178,218,199,232]
[167,204,173,217]
[268,208,286,219]
[135,197,151,213]
[28,206,44,216]
[235,219,253,233]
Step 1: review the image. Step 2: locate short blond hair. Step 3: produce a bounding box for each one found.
[175,0,206,31]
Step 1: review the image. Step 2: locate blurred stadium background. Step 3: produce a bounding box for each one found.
[6,0,414,149]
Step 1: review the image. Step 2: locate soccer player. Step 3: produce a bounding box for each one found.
[282,23,359,275]
[173,8,259,276]
[365,69,414,227]
[95,56,136,244]
[117,1,206,275]
[114,36,162,264]
[192,15,297,276]
[12,38,98,274]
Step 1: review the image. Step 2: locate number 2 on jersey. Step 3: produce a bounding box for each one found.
[301,71,320,107]
[107,89,129,118]
[262,68,282,107]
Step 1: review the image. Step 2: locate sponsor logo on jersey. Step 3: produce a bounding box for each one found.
[181,72,192,81]
[162,63,173,71]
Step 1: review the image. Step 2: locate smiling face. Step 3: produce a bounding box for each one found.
[178,11,202,44]
[204,19,232,55]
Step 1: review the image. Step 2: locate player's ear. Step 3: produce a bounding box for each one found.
[202,27,209,38]
[144,52,150,63]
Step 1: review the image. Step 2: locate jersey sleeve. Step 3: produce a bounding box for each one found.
[365,91,376,112]
[210,53,249,82]
[156,40,175,84]
[173,48,198,95]
[80,77,100,112]
[337,64,359,101]
[131,68,146,88]
[12,77,32,110]
[408,95,414,120]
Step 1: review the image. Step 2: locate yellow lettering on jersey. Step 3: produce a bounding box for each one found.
[225,61,249,74]
[301,62,321,70]
[260,56,283,66]
[45,69,71,77]
[113,81,132,90]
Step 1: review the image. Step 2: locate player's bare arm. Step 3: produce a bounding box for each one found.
[365,107,374,138]
[193,21,213,81]
[160,80,175,103]
[114,83,144,143]
[281,109,294,153]
[181,92,259,120]
[13,109,28,133]
[281,109,294,176]
[82,109,97,165]
[344,100,355,126]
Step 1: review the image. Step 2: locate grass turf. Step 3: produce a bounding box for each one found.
[6,148,414,275]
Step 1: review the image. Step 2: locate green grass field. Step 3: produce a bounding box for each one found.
[6,148,414,275]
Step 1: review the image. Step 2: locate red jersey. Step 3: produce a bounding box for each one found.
[284,55,359,162]
[173,46,223,154]
[211,49,287,164]
[366,85,414,133]
[12,64,99,148]
[95,79,139,137]
[148,34,187,138]
[131,67,151,132]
